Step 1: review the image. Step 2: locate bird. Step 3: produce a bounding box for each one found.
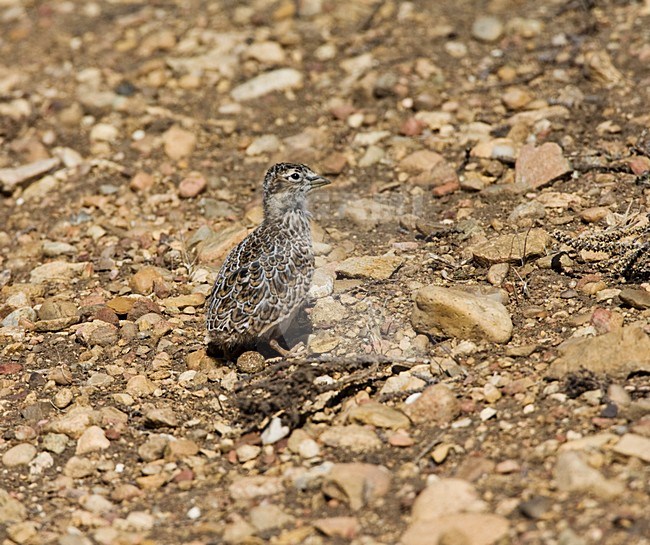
[206,162,331,359]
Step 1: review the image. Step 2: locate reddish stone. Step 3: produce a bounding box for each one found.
[432,179,460,196]
[329,104,356,120]
[173,469,195,483]
[514,142,571,191]
[92,306,120,326]
[628,156,650,175]
[321,152,348,175]
[104,428,121,440]
[178,171,207,198]
[0,363,22,375]
[127,299,162,321]
[400,117,426,136]
[130,171,155,192]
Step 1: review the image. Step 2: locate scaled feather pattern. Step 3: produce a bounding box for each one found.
[206,163,330,354]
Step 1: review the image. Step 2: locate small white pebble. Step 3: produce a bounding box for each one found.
[523,404,535,414]
[187,506,201,520]
[451,417,472,429]
[566,430,582,441]
[480,407,497,421]
[404,392,421,405]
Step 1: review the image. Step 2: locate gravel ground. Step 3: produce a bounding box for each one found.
[1,1,649,544]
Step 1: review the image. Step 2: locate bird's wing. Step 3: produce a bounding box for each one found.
[206,232,312,337]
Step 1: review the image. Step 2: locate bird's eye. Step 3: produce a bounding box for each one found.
[289,172,301,181]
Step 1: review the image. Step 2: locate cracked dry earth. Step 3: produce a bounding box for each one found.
[1,1,650,544]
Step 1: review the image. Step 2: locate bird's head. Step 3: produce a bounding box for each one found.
[262,163,330,218]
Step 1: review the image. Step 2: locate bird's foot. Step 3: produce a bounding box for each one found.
[269,339,306,359]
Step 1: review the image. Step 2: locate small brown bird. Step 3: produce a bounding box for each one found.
[206,163,330,358]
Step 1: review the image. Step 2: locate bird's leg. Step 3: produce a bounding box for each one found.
[268,338,305,358]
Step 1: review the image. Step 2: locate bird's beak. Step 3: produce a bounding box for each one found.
[307,175,331,189]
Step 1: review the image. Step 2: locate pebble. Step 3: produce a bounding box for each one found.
[307,331,339,353]
[619,288,650,310]
[245,134,281,156]
[421,479,487,520]
[358,144,385,167]
[343,198,396,231]
[42,241,77,257]
[613,433,650,463]
[194,224,249,264]
[400,117,426,136]
[547,322,650,379]
[229,475,284,500]
[579,206,610,223]
[166,438,199,460]
[518,495,552,520]
[348,401,411,430]
[187,506,201,520]
[508,202,546,227]
[89,123,119,142]
[24,175,59,200]
[52,388,74,409]
[319,425,382,451]
[246,41,285,64]
[38,299,77,321]
[313,517,359,539]
[403,384,460,425]
[249,503,293,532]
[308,268,335,299]
[76,426,110,455]
[607,384,631,407]
[46,407,97,438]
[402,513,509,545]
[506,17,543,37]
[30,261,89,283]
[335,255,403,280]
[2,443,37,467]
[261,416,290,445]
[231,68,303,101]
[0,157,60,191]
[502,87,532,110]
[514,143,571,191]
[236,444,261,463]
[75,321,118,347]
[0,488,27,523]
[2,307,36,327]
[554,451,624,498]
[380,373,427,395]
[412,285,513,343]
[471,229,551,266]
[400,150,444,173]
[178,171,207,198]
[486,263,510,286]
[143,407,178,427]
[321,152,348,174]
[41,433,68,454]
[64,456,96,478]
[480,407,497,421]
[495,459,520,474]
[137,435,167,462]
[585,50,623,85]
[129,171,155,192]
[7,521,38,543]
[129,266,169,295]
[322,463,391,510]
[628,155,650,175]
[162,125,196,160]
[310,296,348,328]
[471,15,504,43]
